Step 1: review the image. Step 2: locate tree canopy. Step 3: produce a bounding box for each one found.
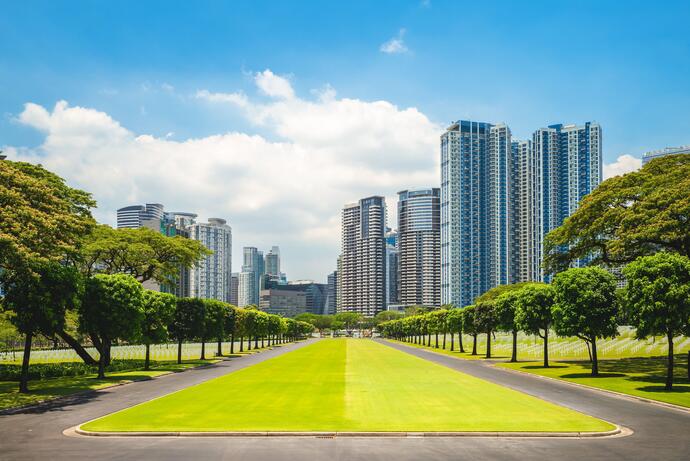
[79,225,211,284]
[0,160,95,272]
[544,154,690,274]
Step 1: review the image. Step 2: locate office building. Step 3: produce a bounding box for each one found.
[259,288,307,318]
[117,203,164,229]
[238,271,257,307]
[397,188,441,307]
[229,273,239,305]
[325,271,337,315]
[265,246,281,276]
[188,218,233,302]
[337,196,386,317]
[241,247,264,305]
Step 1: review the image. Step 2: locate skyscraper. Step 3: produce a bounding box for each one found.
[264,246,281,276]
[337,196,386,317]
[325,270,337,315]
[238,271,257,307]
[531,122,602,278]
[398,188,441,307]
[240,247,264,305]
[188,218,233,302]
[384,229,399,307]
[117,203,164,229]
[441,120,602,307]
[441,121,512,308]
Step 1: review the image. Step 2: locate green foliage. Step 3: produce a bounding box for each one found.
[141,291,176,345]
[461,305,478,335]
[334,312,362,332]
[79,225,211,284]
[475,282,531,304]
[169,298,205,344]
[514,283,555,338]
[474,301,498,334]
[81,274,145,344]
[1,261,82,337]
[494,290,522,333]
[552,267,619,342]
[544,154,690,273]
[0,359,167,381]
[0,160,95,272]
[623,252,690,389]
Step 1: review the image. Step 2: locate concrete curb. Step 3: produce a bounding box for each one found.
[494,365,690,415]
[67,425,628,439]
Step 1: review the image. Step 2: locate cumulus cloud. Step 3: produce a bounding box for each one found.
[9,71,440,280]
[380,29,409,54]
[603,154,642,179]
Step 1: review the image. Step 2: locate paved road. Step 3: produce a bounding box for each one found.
[1,339,689,461]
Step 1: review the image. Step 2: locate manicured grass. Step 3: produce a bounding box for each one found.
[82,339,613,433]
[0,360,217,410]
[499,355,690,408]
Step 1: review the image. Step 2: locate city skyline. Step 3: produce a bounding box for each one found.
[3,1,689,280]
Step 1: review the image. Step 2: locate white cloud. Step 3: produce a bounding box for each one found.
[10,72,440,280]
[380,29,409,54]
[254,69,295,99]
[603,154,642,179]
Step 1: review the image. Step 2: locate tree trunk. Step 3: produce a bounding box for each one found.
[687,351,689,381]
[471,334,477,355]
[592,337,599,376]
[442,333,446,350]
[261,337,265,348]
[217,338,222,357]
[239,336,244,352]
[486,331,491,359]
[230,333,235,354]
[201,339,206,360]
[57,330,97,365]
[103,341,112,367]
[177,338,182,364]
[543,329,549,368]
[97,337,109,379]
[511,330,517,362]
[255,336,258,349]
[459,330,465,353]
[450,333,455,351]
[666,332,674,391]
[145,343,151,370]
[435,333,439,348]
[19,332,32,393]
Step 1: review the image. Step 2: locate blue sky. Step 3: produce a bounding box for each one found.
[2,0,690,280]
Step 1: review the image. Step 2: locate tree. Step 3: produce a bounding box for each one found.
[79,225,210,285]
[0,261,82,392]
[224,305,237,353]
[81,274,144,378]
[0,160,95,272]
[375,311,404,324]
[169,298,204,364]
[446,308,464,352]
[474,301,498,358]
[514,283,555,368]
[624,252,690,390]
[201,299,228,358]
[495,290,523,363]
[0,160,96,365]
[141,290,176,370]
[552,267,619,376]
[461,306,479,355]
[544,154,690,274]
[334,312,362,336]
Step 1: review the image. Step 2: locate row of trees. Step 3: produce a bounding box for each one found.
[294,311,405,336]
[1,266,314,391]
[381,254,690,390]
[0,160,314,393]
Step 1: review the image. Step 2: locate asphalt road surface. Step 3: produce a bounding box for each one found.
[1,338,689,461]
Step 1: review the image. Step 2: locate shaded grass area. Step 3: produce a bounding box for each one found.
[0,359,217,411]
[499,355,690,408]
[83,339,613,432]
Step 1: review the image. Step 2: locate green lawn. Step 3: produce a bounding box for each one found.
[499,356,690,408]
[82,339,613,433]
[0,360,216,410]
